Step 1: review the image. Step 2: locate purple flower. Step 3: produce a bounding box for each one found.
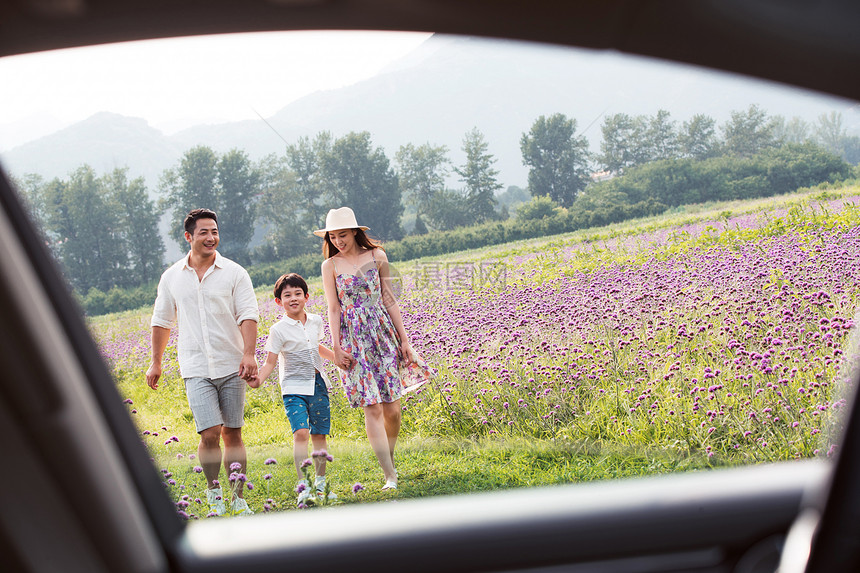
[301,458,312,469]
[193,466,203,473]
[263,473,272,480]
[352,483,365,493]
[264,458,277,465]
[230,462,242,471]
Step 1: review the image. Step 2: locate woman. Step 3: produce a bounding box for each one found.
[317,207,429,489]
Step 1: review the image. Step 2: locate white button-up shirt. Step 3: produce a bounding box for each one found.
[265,312,330,396]
[151,251,259,379]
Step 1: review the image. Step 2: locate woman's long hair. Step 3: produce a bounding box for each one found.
[322,228,384,259]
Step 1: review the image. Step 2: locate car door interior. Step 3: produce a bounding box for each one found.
[1,1,859,572]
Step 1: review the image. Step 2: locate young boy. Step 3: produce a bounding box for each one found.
[249,273,336,505]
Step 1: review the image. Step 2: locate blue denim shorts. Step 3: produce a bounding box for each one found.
[283,372,330,435]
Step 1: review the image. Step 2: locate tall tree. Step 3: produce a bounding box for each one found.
[254,153,305,261]
[647,110,679,161]
[599,113,649,172]
[395,142,451,219]
[811,112,860,164]
[160,145,219,249]
[774,115,812,145]
[841,136,860,164]
[425,188,472,231]
[287,132,335,232]
[160,145,260,260]
[520,113,591,207]
[678,114,718,159]
[103,168,165,285]
[721,104,778,157]
[323,131,403,240]
[44,166,126,292]
[454,127,501,223]
[216,149,258,263]
[14,173,52,244]
[814,111,845,153]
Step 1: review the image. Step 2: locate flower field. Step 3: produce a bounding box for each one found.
[93,188,860,518]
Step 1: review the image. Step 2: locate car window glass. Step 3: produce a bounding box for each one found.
[1,31,857,520]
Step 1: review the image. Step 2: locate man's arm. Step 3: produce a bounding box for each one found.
[146,326,171,390]
[238,319,258,381]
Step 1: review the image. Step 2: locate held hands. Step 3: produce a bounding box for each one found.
[239,353,259,384]
[334,347,356,370]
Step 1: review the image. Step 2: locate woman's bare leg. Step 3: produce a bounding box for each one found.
[364,403,397,482]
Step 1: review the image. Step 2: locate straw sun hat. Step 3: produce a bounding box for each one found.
[313,207,369,237]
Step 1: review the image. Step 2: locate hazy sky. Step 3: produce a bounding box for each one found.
[0,30,433,134]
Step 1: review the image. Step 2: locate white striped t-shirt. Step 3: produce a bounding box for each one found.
[264,312,330,396]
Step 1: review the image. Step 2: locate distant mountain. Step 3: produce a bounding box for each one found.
[1,112,181,186]
[2,34,856,190]
[0,113,68,152]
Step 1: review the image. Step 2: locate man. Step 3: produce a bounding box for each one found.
[146,208,259,516]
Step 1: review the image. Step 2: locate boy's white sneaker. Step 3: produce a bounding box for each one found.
[231,497,253,516]
[314,476,327,494]
[206,487,227,516]
[314,476,338,501]
[296,479,313,507]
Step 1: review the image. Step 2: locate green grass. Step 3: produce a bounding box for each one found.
[102,182,860,519]
[158,435,717,518]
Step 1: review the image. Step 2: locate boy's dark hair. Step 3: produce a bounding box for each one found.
[184,208,218,235]
[273,273,308,299]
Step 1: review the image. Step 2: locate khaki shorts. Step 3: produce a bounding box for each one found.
[184,373,245,432]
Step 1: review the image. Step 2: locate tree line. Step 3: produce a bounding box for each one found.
[11,105,858,315]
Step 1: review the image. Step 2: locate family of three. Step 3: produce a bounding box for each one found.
[145,207,431,516]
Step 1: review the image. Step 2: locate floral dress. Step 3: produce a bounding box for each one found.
[334,253,432,408]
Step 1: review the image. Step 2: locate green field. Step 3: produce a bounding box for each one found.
[94,184,860,518]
